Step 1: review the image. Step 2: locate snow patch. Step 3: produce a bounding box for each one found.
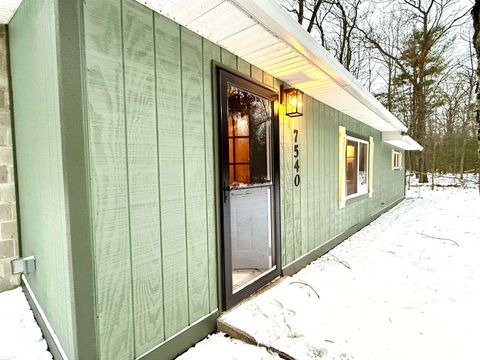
[0,287,53,360]
[177,332,281,360]
[213,188,480,359]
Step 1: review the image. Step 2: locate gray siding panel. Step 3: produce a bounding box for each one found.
[9,0,76,358]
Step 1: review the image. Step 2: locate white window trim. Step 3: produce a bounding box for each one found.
[392,150,401,170]
[345,135,369,200]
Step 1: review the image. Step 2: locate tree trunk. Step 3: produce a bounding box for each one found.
[453,137,457,174]
[417,85,428,183]
[472,0,480,194]
[431,142,437,190]
[297,0,304,24]
[460,138,467,180]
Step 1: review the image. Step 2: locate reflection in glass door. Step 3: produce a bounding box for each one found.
[228,84,273,292]
[218,69,280,309]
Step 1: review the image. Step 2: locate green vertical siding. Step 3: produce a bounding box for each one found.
[237,57,250,76]
[305,96,315,251]
[123,2,164,355]
[83,2,237,358]
[181,27,210,323]
[83,2,293,355]
[154,13,188,340]
[279,96,405,265]
[220,49,237,69]
[299,103,309,256]
[11,2,407,358]
[202,40,221,313]
[84,0,134,358]
[9,0,76,358]
[12,0,406,358]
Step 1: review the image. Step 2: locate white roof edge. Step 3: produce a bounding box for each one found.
[231,0,408,133]
[385,135,423,151]
[0,0,23,24]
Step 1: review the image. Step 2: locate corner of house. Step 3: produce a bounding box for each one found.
[0,24,19,292]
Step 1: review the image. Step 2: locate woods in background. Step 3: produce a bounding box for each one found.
[281,0,476,182]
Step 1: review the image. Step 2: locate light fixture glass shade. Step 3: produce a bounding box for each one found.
[285,88,303,117]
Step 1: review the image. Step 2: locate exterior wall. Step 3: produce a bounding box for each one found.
[279,96,405,266]
[83,1,216,358]
[9,0,76,358]
[83,1,406,359]
[8,0,406,358]
[82,1,277,358]
[0,25,19,292]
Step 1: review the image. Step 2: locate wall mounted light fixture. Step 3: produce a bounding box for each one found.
[281,85,304,117]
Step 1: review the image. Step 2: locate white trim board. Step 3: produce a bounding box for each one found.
[21,275,70,360]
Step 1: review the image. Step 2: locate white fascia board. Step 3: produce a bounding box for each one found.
[385,136,423,151]
[231,0,408,133]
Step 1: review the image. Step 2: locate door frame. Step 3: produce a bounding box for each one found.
[216,65,282,310]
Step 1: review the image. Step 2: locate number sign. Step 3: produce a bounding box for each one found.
[293,129,300,187]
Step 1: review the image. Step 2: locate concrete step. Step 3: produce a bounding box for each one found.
[217,276,294,360]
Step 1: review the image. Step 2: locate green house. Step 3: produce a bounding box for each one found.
[2,0,422,359]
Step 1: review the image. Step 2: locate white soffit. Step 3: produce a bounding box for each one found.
[0,0,22,24]
[141,0,408,133]
[383,132,423,151]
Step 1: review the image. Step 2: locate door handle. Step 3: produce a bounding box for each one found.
[223,181,229,203]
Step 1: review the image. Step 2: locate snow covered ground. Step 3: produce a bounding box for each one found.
[178,333,281,360]
[0,187,478,360]
[181,187,480,359]
[407,171,478,188]
[0,287,52,360]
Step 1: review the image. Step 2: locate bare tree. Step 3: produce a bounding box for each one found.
[455,46,476,179]
[360,0,469,182]
[282,0,367,71]
[280,0,476,178]
[472,0,480,192]
[368,11,411,113]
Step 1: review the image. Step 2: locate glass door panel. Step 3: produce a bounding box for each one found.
[226,84,275,293]
[219,68,280,310]
[230,187,272,292]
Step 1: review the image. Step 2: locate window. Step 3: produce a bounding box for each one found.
[227,84,272,187]
[346,136,369,198]
[339,127,374,208]
[392,150,401,170]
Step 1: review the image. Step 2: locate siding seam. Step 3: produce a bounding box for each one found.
[119,0,136,355]
[201,38,211,312]
[152,12,166,342]
[179,26,191,325]
[75,1,100,356]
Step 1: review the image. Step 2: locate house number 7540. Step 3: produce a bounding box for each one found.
[293,129,300,187]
